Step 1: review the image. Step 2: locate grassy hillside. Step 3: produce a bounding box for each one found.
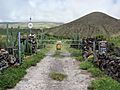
[47,12,120,38]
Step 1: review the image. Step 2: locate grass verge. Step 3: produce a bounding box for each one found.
[80,61,94,70]
[88,77,120,90]
[0,46,51,90]
[79,60,120,90]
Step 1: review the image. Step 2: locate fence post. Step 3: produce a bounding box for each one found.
[6,24,9,48]
[93,41,97,62]
[18,32,21,64]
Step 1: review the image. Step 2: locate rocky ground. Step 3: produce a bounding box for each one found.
[9,48,92,90]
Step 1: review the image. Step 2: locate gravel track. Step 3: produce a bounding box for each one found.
[9,50,92,90]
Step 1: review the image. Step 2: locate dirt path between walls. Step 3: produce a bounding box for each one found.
[9,48,92,90]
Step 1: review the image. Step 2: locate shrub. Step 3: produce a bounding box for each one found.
[75,56,83,61]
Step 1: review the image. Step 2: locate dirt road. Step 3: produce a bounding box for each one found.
[9,48,92,90]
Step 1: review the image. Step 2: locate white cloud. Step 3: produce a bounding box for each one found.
[0,0,120,22]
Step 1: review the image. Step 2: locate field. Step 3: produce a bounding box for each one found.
[0,22,62,29]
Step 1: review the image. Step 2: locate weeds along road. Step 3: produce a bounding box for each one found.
[9,44,92,90]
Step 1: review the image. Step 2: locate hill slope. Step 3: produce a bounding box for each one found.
[47,12,120,38]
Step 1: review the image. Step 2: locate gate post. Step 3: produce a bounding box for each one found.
[18,32,21,64]
[6,24,9,48]
[93,41,97,62]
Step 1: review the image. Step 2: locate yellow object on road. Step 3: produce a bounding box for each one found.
[56,41,62,50]
[87,54,93,60]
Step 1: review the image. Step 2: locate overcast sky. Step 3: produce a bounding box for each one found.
[0,0,120,23]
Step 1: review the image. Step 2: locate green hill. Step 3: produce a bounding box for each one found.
[47,12,120,38]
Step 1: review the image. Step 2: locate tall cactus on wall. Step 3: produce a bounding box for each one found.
[6,24,9,48]
[6,24,15,48]
[24,35,31,55]
[21,41,25,59]
[38,29,45,49]
[10,30,14,47]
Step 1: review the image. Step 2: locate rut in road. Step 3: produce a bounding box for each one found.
[9,48,92,90]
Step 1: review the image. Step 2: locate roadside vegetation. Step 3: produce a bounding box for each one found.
[67,46,83,61]
[0,35,6,48]
[79,58,120,90]
[0,45,51,90]
[108,36,120,47]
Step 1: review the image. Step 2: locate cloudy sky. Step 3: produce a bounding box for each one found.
[0,0,120,23]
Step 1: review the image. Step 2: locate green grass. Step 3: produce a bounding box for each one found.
[88,67,104,78]
[75,55,84,61]
[0,47,50,90]
[80,61,94,70]
[49,72,67,81]
[88,77,120,90]
[108,36,120,47]
[80,61,104,77]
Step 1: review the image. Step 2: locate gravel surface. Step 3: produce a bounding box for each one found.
[9,50,92,90]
